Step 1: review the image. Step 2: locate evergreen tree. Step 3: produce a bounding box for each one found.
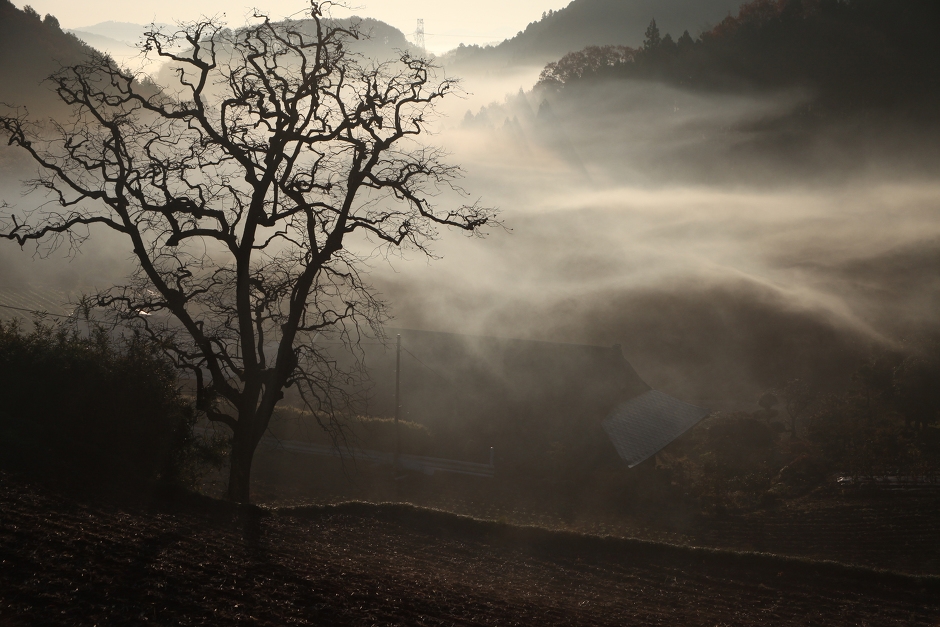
[643,19,661,51]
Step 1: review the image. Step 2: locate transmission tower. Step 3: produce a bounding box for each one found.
[414,18,425,51]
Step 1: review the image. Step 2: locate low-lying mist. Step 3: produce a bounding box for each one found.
[3,71,939,406]
[366,76,940,404]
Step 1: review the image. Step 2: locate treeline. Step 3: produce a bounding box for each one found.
[658,340,940,512]
[537,0,940,110]
[443,0,744,69]
[0,320,224,489]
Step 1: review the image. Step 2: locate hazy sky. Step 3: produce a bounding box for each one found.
[14,0,570,53]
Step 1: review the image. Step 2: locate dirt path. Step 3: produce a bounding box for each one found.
[1,473,937,626]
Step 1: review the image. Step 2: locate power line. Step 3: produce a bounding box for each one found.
[423,33,501,38]
[401,345,452,385]
[0,301,69,317]
[0,301,455,381]
[0,301,127,329]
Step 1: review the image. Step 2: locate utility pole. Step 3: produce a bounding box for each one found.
[394,333,402,467]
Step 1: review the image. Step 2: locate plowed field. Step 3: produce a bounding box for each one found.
[1,473,938,626]
[248,452,940,576]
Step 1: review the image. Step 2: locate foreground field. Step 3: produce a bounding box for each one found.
[249,451,940,576]
[1,473,938,626]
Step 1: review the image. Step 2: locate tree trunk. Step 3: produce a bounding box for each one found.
[226,404,277,503]
[227,427,258,503]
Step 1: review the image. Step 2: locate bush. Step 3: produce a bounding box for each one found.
[656,413,784,513]
[267,405,434,456]
[0,319,224,488]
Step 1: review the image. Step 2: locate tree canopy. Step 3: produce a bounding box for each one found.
[536,0,940,111]
[0,1,496,502]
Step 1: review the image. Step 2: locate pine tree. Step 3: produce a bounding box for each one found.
[643,19,661,51]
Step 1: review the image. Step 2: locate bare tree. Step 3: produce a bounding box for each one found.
[780,378,815,439]
[0,2,495,502]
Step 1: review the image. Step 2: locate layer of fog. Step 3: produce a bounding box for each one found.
[66,22,173,77]
[365,76,940,404]
[3,70,939,405]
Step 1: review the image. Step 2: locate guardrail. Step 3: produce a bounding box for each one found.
[836,475,940,490]
[267,438,496,478]
[195,426,495,478]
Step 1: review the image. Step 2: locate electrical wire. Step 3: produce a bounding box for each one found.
[0,301,127,329]
[1,301,456,384]
[401,345,452,384]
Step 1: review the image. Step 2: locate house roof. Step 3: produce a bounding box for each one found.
[362,328,708,467]
[602,390,710,467]
[368,328,651,423]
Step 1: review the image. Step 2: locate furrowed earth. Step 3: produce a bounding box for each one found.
[1,472,938,626]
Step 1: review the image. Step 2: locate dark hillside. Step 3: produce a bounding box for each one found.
[150,16,422,90]
[446,0,743,69]
[0,0,98,115]
[292,16,421,62]
[538,0,940,112]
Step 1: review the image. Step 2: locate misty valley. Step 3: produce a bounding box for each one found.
[1,0,940,624]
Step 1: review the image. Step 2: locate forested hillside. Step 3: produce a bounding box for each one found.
[537,0,940,111]
[444,0,742,69]
[0,0,97,115]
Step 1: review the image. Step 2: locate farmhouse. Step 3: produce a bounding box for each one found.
[363,328,709,472]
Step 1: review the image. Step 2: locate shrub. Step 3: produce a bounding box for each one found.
[0,319,224,488]
[267,405,434,456]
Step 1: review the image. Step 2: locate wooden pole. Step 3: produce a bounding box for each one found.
[395,333,401,467]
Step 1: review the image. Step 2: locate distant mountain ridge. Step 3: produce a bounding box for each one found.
[444,0,744,69]
[66,21,175,68]
[149,15,422,89]
[70,21,173,44]
[0,4,420,115]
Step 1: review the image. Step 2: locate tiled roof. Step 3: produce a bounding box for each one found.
[602,390,710,467]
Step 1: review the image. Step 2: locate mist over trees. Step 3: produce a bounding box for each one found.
[1,0,938,509]
[0,3,495,503]
[435,0,940,501]
[1,0,940,623]
[537,0,940,113]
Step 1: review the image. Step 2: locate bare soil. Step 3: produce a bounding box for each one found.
[248,450,940,576]
[1,472,938,626]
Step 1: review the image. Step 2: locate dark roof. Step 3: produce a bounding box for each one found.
[602,390,710,467]
[368,327,650,422]
[360,328,706,468]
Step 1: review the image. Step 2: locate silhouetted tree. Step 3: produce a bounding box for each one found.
[893,351,940,431]
[42,14,59,30]
[756,391,780,421]
[0,2,495,502]
[536,45,634,88]
[780,378,814,439]
[643,19,662,51]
